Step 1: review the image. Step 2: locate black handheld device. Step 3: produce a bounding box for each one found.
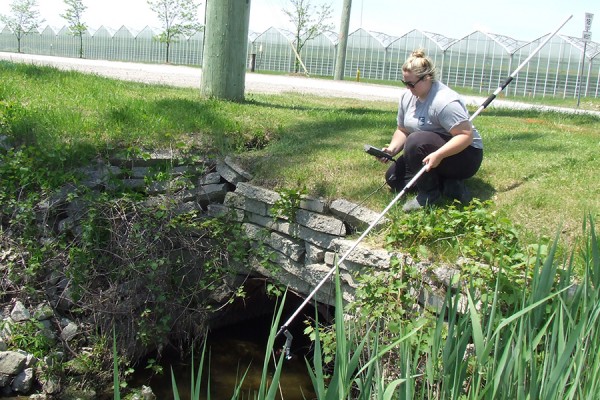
[364,144,394,161]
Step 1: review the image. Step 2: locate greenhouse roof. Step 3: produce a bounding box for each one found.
[40,25,60,35]
[421,31,458,50]
[368,30,399,47]
[93,25,118,37]
[483,32,527,54]
[114,25,137,37]
[321,30,338,45]
[248,31,261,42]
[278,28,298,42]
[388,29,458,51]
[559,34,600,59]
[137,26,157,38]
[251,26,297,43]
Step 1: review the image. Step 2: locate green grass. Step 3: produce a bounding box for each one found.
[1,60,599,247]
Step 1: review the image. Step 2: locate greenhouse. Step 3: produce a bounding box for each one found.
[0,23,598,99]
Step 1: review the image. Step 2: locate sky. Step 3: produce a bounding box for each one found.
[0,0,597,42]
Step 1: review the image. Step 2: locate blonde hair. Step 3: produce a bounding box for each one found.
[402,49,437,80]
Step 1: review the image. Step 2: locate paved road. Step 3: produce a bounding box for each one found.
[2,51,599,117]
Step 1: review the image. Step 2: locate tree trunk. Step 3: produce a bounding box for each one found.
[200,0,251,102]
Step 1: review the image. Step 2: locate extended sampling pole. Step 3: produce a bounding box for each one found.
[274,15,573,351]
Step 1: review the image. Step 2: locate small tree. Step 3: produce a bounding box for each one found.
[147,0,202,64]
[0,0,44,53]
[61,0,88,58]
[283,0,334,73]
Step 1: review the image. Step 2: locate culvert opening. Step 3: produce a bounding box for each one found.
[207,275,335,352]
[131,275,334,398]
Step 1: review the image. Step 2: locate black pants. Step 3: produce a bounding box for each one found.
[385,131,483,192]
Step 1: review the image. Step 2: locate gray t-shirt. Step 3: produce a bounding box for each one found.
[397,81,483,149]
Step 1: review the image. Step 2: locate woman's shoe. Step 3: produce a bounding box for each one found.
[402,190,441,212]
[442,179,472,204]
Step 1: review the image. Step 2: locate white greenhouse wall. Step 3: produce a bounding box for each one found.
[1,24,599,99]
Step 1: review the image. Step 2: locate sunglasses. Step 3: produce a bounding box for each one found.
[401,75,425,89]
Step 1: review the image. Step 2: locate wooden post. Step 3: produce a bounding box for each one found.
[201,0,251,101]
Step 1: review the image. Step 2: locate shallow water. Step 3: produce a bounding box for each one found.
[131,312,318,400]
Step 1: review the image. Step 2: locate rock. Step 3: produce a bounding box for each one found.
[199,172,222,185]
[329,239,392,269]
[329,198,388,231]
[235,182,280,205]
[0,351,27,375]
[10,301,30,322]
[0,373,11,386]
[60,321,78,342]
[196,183,229,205]
[41,375,61,395]
[142,385,157,400]
[217,158,252,185]
[11,367,34,393]
[33,303,54,321]
[299,196,328,213]
[295,209,346,236]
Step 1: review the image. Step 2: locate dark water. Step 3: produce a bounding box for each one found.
[6,325,317,400]
[131,311,321,400]
[133,340,315,398]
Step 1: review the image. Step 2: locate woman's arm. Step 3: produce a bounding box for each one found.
[422,120,473,170]
[382,127,410,158]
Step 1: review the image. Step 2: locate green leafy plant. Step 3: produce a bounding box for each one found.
[1,319,53,358]
[384,199,547,303]
[271,186,307,222]
[350,255,425,335]
[387,199,521,263]
[0,100,25,135]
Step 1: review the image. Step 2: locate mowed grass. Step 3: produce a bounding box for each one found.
[475,109,600,243]
[1,60,599,246]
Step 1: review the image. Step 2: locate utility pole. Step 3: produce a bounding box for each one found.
[333,0,352,80]
[577,12,593,108]
[200,0,251,101]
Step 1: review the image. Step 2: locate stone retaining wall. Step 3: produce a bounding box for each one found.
[1,151,456,397]
[47,152,454,309]
[43,151,455,310]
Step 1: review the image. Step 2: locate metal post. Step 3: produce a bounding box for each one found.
[577,41,587,108]
[577,12,594,107]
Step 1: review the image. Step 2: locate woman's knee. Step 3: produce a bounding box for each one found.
[405,131,445,153]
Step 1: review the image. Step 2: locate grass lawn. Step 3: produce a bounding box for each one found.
[1,60,599,249]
